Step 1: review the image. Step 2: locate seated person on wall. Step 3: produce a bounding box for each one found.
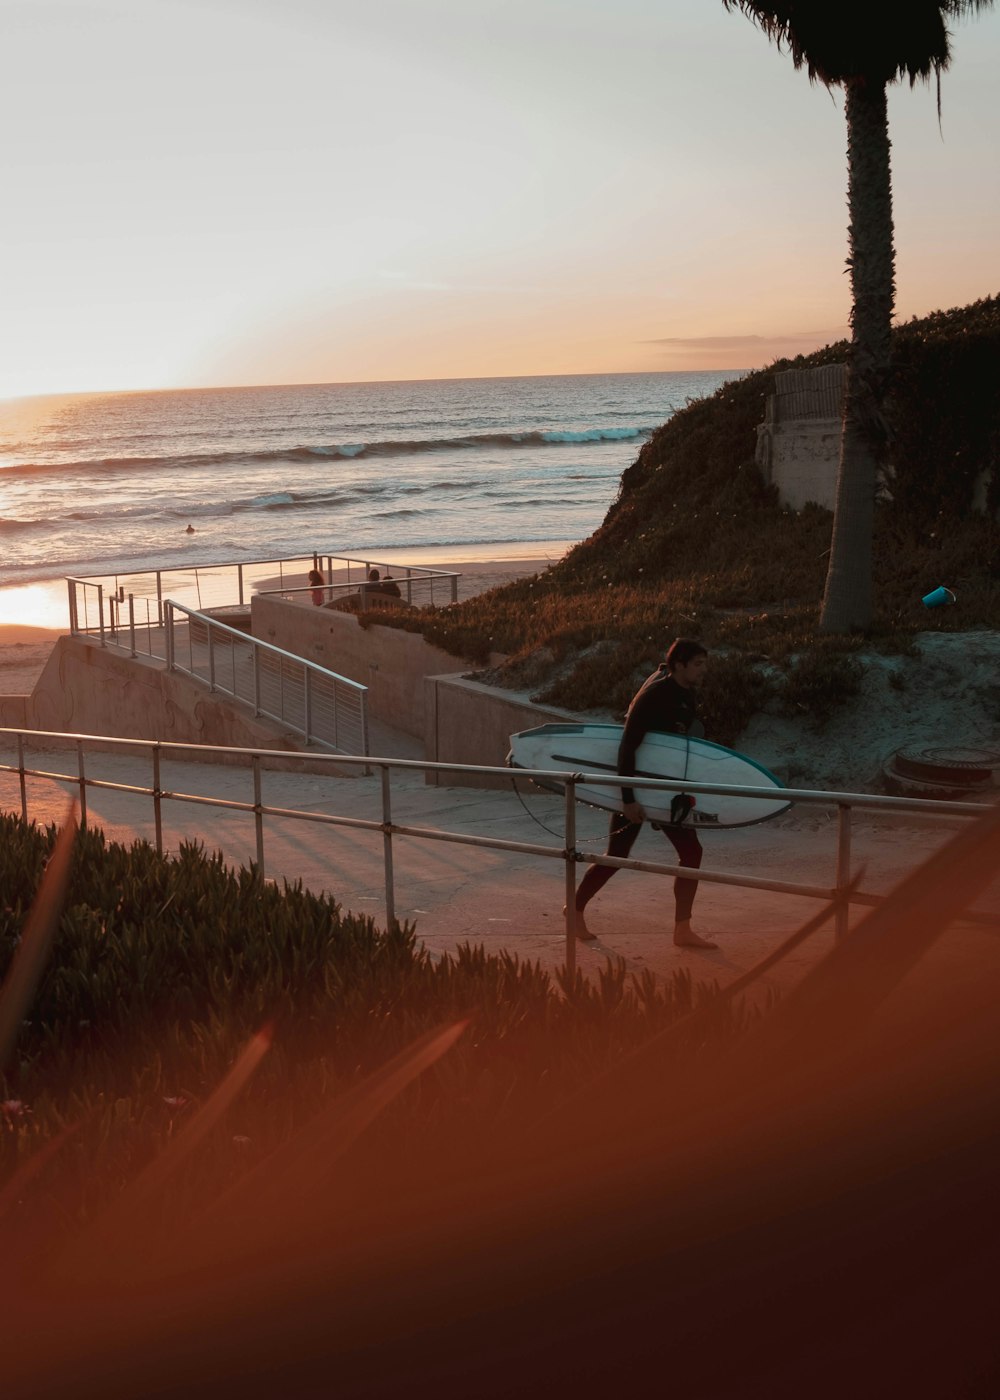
[322,568,412,614]
[363,567,395,596]
[360,568,407,609]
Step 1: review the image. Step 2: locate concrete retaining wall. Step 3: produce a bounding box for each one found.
[19,636,309,761]
[424,674,578,790]
[252,595,461,740]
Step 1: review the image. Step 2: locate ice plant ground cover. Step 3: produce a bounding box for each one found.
[0,809,756,1232]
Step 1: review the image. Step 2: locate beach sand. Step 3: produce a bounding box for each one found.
[0,624,67,694]
[0,553,561,695]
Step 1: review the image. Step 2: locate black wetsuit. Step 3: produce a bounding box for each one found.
[575,666,703,923]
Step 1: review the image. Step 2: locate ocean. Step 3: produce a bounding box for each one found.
[0,371,740,621]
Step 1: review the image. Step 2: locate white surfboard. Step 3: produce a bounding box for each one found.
[508,723,789,829]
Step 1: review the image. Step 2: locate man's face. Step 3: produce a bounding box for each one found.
[672,654,708,688]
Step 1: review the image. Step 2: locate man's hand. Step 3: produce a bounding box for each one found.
[622,801,645,824]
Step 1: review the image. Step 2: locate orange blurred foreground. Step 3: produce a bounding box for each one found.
[3,802,1000,1397]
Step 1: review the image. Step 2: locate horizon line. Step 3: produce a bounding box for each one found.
[3,366,753,405]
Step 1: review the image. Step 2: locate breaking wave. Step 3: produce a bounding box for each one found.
[0,427,652,481]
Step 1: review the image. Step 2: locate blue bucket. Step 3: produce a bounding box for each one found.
[922,586,956,609]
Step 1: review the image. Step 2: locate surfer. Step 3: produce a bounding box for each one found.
[571,638,717,949]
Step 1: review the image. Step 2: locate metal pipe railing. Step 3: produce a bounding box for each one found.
[1,728,996,975]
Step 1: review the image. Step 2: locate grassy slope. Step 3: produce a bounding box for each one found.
[378,298,1000,740]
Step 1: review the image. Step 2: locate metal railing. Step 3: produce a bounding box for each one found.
[1,727,995,978]
[68,551,461,629]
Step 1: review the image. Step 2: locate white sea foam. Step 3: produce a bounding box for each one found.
[0,370,743,586]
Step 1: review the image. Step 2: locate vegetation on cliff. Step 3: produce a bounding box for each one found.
[378,296,999,740]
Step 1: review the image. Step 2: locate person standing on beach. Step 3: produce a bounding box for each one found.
[571,638,717,949]
[308,568,325,606]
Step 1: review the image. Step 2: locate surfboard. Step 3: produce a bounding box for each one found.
[507,723,789,829]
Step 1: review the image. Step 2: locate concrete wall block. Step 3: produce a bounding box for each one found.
[768,419,841,511]
[424,673,578,790]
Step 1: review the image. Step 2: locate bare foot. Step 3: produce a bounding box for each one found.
[563,905,598,942]
[673,924,718,950]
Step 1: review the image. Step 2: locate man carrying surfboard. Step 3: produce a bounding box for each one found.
[572,638,717,949]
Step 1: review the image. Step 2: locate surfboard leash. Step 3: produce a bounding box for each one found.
[508,777,605,844]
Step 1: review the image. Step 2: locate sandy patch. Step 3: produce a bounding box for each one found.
[0,625,63,695]
[742,630,1000,791]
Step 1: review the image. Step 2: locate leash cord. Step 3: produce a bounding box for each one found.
[509,776,605,844]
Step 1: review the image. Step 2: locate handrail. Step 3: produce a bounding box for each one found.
[1,726,995,979]
[164,601,368,755]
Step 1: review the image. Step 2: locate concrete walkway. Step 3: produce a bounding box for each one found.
[2,734,997,1003]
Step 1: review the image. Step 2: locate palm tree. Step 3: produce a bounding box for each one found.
[722,2,993,633]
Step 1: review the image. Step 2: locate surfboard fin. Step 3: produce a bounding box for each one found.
[670,793,696,825]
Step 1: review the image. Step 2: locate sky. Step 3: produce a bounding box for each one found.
[3,0,998,397]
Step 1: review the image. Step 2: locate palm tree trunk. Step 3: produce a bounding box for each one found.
[819,77,895,634]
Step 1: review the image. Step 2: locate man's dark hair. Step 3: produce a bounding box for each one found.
[665,638,708,671]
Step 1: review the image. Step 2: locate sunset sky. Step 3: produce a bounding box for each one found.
[3,0,998,397]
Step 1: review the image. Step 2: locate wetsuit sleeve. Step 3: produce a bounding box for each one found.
[618,687,659,807]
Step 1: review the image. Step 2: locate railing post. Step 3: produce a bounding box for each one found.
[304,669,312,745]
[97,585,105,646]
[156,571,163,627]
[128,594,136,657]
[450,572,458,605]
[17,732,27,822]
[165,604,175,670]
[238,562,245,607]
[253,646,262,715]
[381,763,396,930]
[67,580,78,635]
[152,744,163,855]
[252,756,265,875]
[835,802,852,940]
[564,777,578,979]
[76,741,88,830]
[208,622,216,691]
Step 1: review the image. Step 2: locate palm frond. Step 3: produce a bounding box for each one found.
[721,1,994,86]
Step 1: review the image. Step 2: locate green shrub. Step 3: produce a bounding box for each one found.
[0,814,762,1219]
